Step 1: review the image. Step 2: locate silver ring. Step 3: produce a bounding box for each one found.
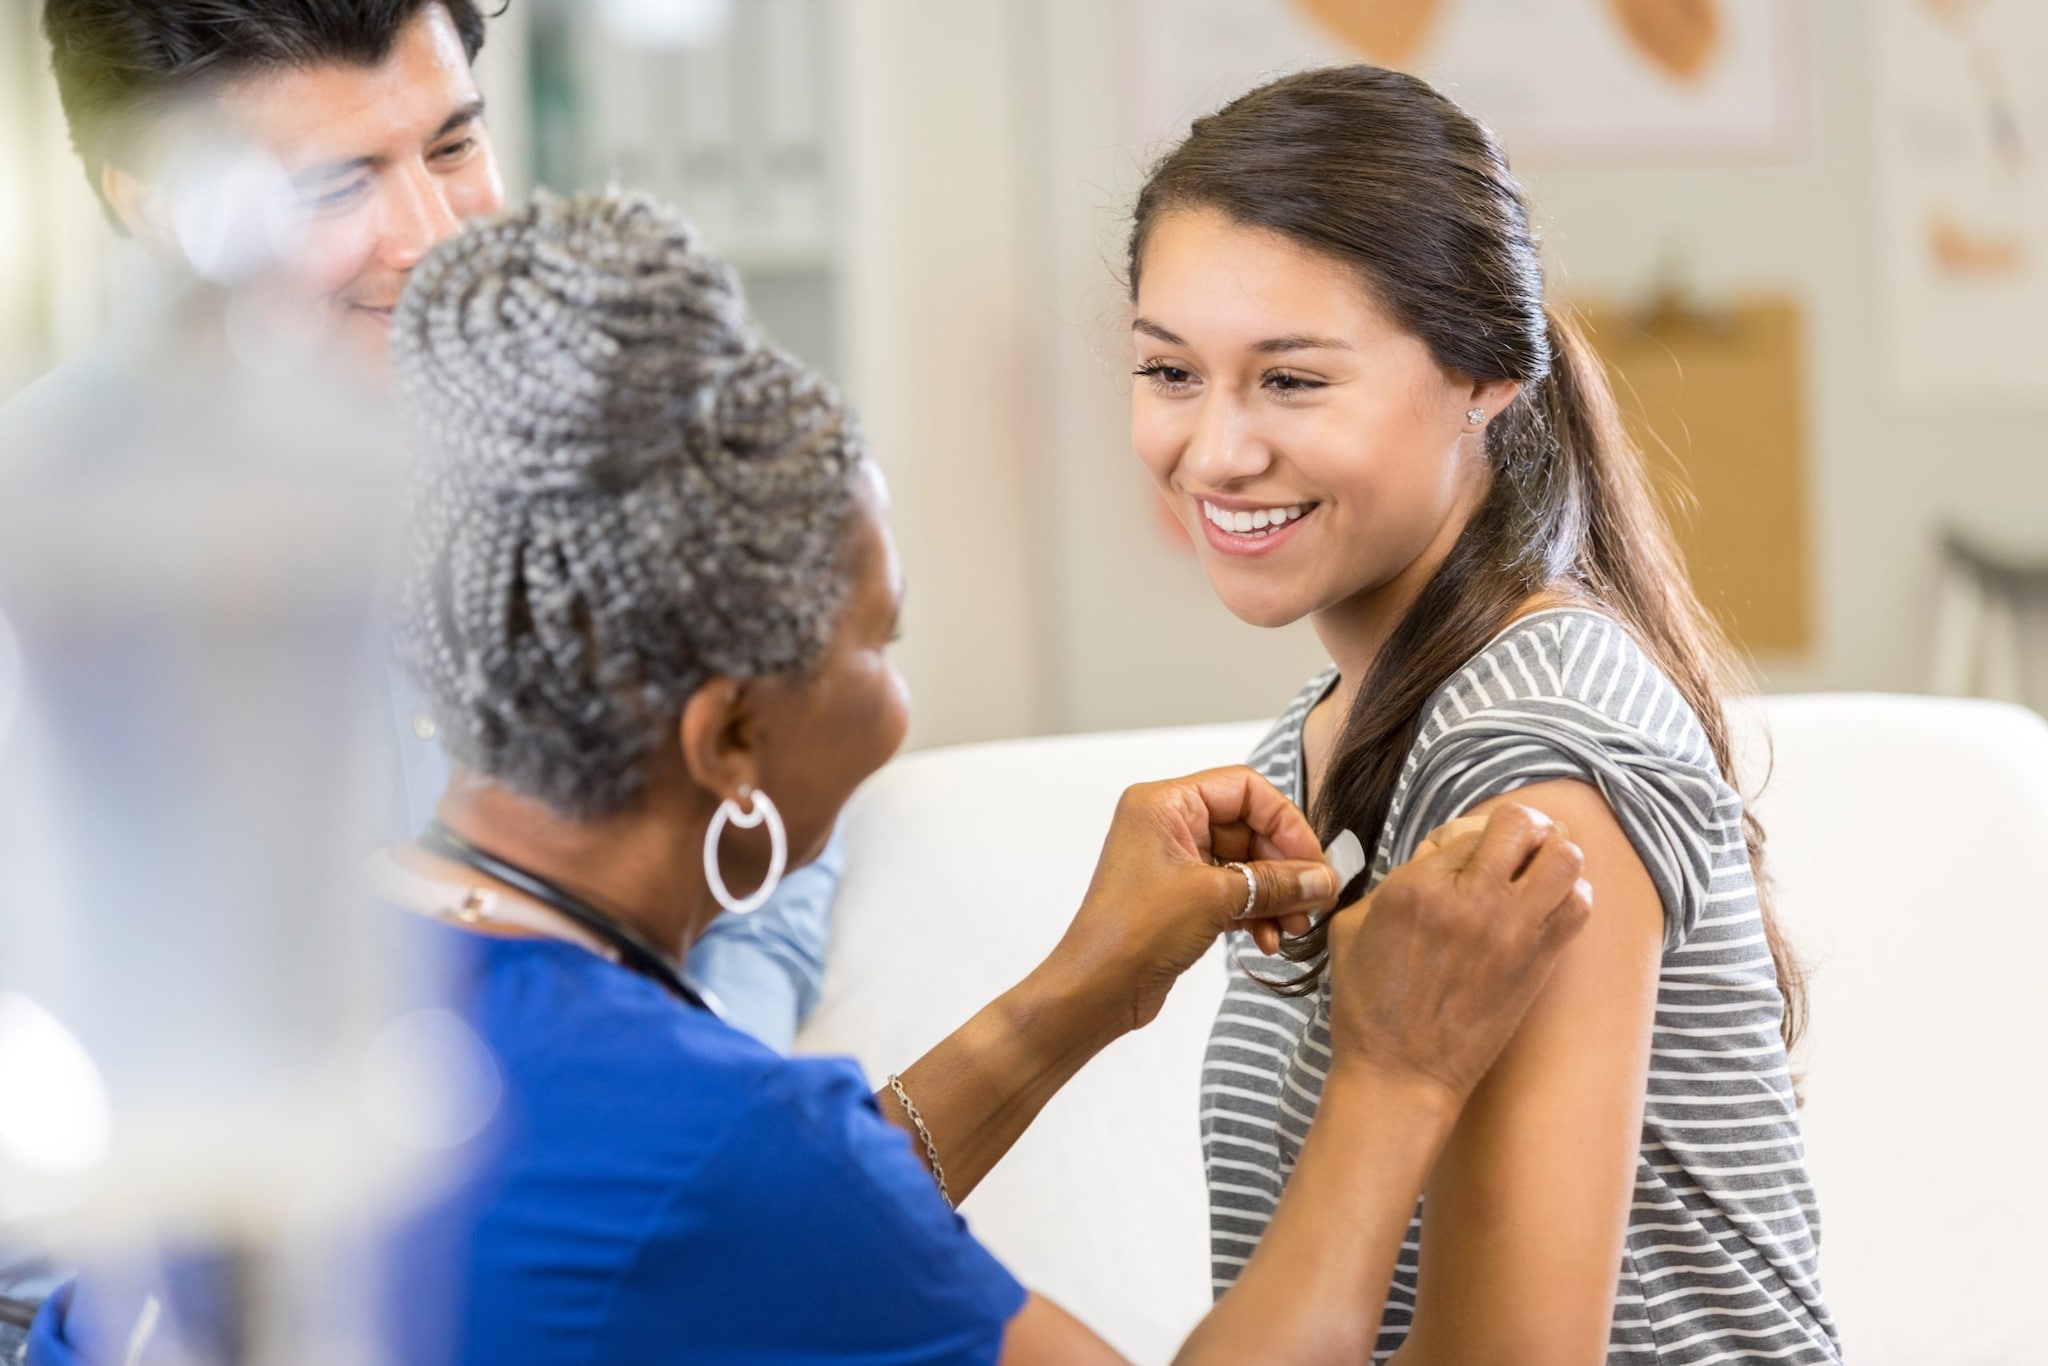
[1224,861,1256,920]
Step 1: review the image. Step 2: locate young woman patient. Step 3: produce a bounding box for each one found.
[1127,67,1840,1363]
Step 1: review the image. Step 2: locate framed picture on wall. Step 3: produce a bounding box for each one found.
[1120,0,1805,167]
[1873,0,2048,408]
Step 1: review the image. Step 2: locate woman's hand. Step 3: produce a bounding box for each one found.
[1045,766,1341,1037]
[1324,805,1590,1105]
[883,766,1336,1207]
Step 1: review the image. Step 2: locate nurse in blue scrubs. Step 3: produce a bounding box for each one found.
[34,192,1591,1366]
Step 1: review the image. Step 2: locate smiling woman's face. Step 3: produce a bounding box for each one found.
[1130,207,1499,630]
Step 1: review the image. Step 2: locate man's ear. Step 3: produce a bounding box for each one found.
[677,676,760,805]
[100,163,173,253]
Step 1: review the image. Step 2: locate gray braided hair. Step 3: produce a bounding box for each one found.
[391,191,864,818]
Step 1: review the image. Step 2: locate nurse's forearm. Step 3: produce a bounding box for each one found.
[1173,1063,1459,1365]
[879,958,1121,1205]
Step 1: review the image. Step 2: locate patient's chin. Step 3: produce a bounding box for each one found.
[1207,577,1311,632]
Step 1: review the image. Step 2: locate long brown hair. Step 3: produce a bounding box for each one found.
[1127,65,1804,1051]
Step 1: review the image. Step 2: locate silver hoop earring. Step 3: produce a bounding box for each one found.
[1466,407,1486,425]
[704,786,787,916]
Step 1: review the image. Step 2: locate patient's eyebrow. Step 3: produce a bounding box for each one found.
[1133,319,1353,355]
[1251,333,1353,355]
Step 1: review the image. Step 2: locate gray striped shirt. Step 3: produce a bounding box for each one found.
[1200,608,1840,1364]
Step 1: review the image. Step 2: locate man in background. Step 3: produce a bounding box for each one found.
[24,0,841,1050]
[1,5,842,1350]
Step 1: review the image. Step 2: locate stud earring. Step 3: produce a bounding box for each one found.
[1466,407,1486,425]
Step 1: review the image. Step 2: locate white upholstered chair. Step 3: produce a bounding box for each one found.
[798,695,2048,1364]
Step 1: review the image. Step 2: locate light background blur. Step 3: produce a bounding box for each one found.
[2,0,2044,751]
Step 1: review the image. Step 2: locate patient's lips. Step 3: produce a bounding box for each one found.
[1199,498,1312,535]
[1195,495,1321,559]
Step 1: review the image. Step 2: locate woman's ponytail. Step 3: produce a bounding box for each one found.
[1537,307,1688,647]
[1535,305,1806,1055]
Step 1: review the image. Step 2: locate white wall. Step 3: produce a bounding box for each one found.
[0,0,118,398]
[835,0,2048,748]
[472,3,533,200]
[836,1,1064,748]
[10,1,2041,742]
[1518,2,2048,699]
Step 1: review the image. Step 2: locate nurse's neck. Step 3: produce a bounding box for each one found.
[431,769,716,964]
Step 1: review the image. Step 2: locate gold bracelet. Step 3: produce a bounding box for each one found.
[886,1073,952,1209]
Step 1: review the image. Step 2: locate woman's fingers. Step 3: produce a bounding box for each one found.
[1420,813,1490,858]
[1416,825,1482,867]
[1233,858,1337,957]
[1054,771,1346,1037]
[1546,876,1596,947]
[1513,824,1587,907]
[1320,807,1595,1102]
[1462,803,1561,883]
[1207,821,1275,866]
[1056,770,1334,1028]
[1178,766,1324,861]
[1247,909,1318,956]
[1231,858,1339,923]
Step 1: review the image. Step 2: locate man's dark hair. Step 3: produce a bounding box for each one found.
[42,1,491,213]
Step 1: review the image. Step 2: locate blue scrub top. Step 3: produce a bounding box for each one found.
[33,917,1026,1365]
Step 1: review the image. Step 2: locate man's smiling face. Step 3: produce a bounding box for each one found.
[192,3,505,368]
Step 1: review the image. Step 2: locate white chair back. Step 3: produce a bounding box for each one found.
[801,695,2048,1364]
[1732,695,2048,1365]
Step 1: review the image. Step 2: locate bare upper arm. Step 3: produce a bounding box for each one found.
[998,1293,1129,1366]
[1395,778,1665,1366]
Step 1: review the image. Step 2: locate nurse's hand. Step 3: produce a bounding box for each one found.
[887,768,1330,1209]
[1324,804,1591,1105]
[1045,766,1340,1036]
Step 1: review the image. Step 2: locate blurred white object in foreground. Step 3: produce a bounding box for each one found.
[0,269,475,1271]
